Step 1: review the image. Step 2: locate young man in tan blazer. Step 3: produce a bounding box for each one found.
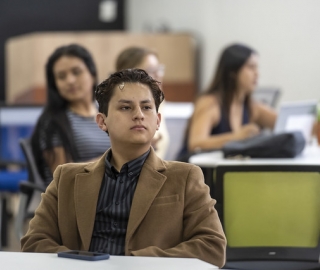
[21,69,226,267]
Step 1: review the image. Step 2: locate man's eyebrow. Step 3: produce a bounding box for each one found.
[118,99,152,104]
[140,99,152,104]
[118,99,132,104]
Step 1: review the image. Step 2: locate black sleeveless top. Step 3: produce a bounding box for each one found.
[176,104,250,161]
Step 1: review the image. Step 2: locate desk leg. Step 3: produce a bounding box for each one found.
[0,195,2,249]
[200,167,215,198]
[0,197,8,249]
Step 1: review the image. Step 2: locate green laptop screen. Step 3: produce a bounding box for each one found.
[224,172,320,248]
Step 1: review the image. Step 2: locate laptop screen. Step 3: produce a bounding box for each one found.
[273,100,317,143]
[0,105,43,166]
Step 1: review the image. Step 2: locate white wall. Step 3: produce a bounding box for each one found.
[126,0,320,104]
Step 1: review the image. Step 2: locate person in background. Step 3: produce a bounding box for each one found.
[21,69,227,267]
[177,43,277,161]
[31,44,111,186]
[115,47,169,159]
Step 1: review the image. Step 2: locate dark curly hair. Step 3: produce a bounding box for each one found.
[96,68,164,116]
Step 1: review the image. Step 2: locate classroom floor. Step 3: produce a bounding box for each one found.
[2,193,39,252]
[2,194,21,251]
[3,216,21,252]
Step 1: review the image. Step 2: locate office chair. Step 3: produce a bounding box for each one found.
[15,138,46,240]
[253,87,281,108]
[215,164,320,270]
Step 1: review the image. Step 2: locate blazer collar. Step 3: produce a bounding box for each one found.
[74,150,109,250]
[126,148,167,241]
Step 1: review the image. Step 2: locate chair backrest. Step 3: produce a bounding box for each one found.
[19,138,45,189]
[252,87,281,108]
[215,164,320,263]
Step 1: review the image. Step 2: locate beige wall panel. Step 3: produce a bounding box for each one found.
[6,31,196,103]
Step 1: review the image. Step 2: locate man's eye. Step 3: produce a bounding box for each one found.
[121,106,130,110]
[143,106,152,110]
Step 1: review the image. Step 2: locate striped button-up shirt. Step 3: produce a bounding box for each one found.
[89,149,150,255]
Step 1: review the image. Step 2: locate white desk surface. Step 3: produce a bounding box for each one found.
[189,144,320,168]
[0,252,218,270]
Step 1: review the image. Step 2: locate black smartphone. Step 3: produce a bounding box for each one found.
[57,250,110,261]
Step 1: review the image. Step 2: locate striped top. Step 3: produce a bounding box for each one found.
[67,110,111,162]
[39,109,111,186]
[89,149,150,255]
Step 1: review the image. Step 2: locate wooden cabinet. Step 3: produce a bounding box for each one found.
[5,31,197,104]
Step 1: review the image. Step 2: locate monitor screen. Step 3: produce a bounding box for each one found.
[273,100,317,143]
[224,171,320,248]
[0,105,43,166]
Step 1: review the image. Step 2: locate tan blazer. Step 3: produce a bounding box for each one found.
[21,148,226,267]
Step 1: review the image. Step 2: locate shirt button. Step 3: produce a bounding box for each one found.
[128,172,133,176]
[120,180,123,183]
[115,201,119,205]
[111,239,114,242]
[113,222,117,226]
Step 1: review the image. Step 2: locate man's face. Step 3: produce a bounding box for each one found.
[97,82,161,148]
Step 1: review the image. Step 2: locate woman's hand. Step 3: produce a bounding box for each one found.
[234,123,260,140]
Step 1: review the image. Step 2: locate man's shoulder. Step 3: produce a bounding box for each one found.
[57,161,97,175]
[162,160,201,174]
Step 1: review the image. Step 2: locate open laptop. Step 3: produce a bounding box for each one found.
[273,100,317,143]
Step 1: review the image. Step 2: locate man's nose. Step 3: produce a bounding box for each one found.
[133,107,144,120]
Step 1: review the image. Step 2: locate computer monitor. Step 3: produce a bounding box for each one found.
[0,104,43,166]
[215,165,320,269]
[252,87,281,108]
[273,100,317,143]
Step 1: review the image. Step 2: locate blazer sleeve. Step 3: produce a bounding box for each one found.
[131,165,227,267]
[20,165,70,253]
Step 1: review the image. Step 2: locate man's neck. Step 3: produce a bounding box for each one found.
[110,145,151,172]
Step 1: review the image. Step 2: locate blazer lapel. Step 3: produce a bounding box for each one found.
[74,153,107,250]
[126,149,167,240]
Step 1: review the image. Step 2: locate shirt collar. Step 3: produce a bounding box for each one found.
[105,149,150,179]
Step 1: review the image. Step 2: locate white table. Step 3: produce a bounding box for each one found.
[189,144,320,168]
[0,252,218,270]
[189,144,320,197]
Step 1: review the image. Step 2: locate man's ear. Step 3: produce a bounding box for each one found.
[96,113,108,132]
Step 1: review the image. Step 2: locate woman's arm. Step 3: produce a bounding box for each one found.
[250,101,277,130]
[188,96,259,151]
[43,147,68,174]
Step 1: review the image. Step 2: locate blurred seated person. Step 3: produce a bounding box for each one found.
[115,47,169,159]
[177,43,277,161]
[31,44,111,186]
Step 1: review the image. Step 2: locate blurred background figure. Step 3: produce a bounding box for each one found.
[115,46,169,159]
[177,43,277,161]
[31,44,111,186]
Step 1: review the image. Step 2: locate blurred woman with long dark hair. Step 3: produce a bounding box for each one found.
[31,44,111,186]
[177,43,277,160]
